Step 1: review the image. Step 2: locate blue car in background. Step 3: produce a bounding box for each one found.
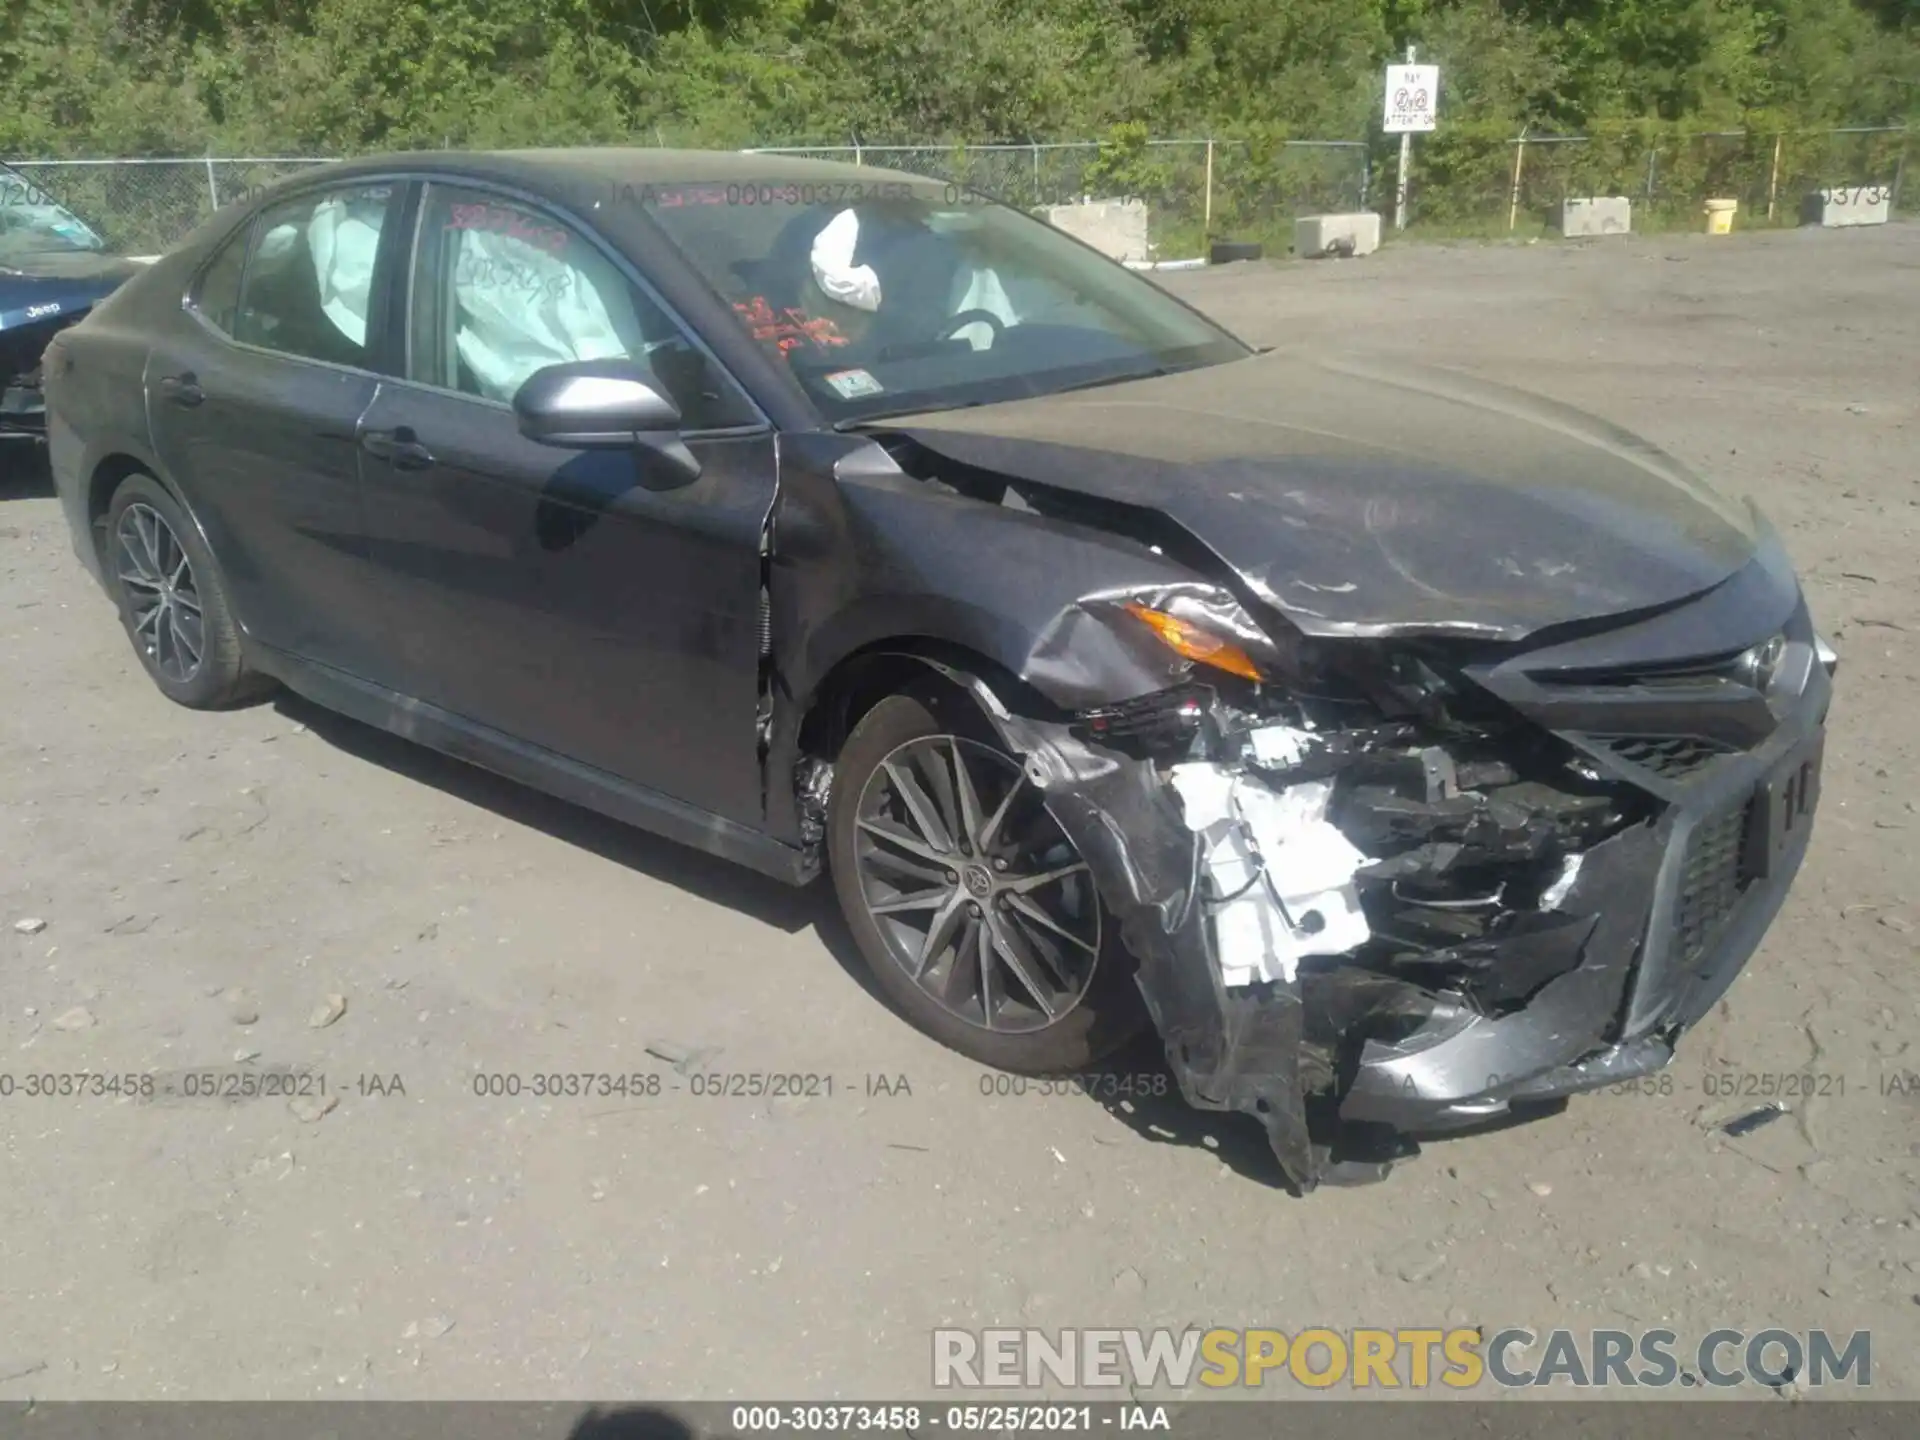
[2,161,146,443]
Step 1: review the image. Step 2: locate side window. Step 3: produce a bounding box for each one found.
[192,224,249,336]
[233,184,393,367]
[407,184,753,430]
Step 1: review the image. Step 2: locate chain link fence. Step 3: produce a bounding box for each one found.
[3,157,335,254]
[744,141,1371,255]
[4,127,1908,259]
[1415,124,1912,235]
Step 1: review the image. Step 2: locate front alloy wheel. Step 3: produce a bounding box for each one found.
[855,733,1102,1033]
[828,690,1143,1073]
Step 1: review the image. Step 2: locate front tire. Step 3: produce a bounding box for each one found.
[828,687,1144,1074]
[104,473,270,709]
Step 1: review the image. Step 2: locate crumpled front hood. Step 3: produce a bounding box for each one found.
[0,251,141,334]
[889,350,1762,641]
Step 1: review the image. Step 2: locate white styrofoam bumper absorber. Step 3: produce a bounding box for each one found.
[1169,757,1372,988]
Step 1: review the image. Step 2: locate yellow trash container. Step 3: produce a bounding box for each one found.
[1704,198,1738,235]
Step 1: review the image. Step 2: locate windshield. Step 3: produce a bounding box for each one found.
[0,165,108,260]
[639,178,1249,423]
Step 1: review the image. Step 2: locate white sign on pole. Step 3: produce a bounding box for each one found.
[1383,64,1440,133]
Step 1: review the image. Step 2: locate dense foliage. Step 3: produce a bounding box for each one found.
[1,0,1912,156]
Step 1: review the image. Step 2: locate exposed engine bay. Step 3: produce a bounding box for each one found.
[1089,678,1647,1011]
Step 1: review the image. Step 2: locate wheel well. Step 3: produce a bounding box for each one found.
[797,640,1057,762]
[85,454,150,560]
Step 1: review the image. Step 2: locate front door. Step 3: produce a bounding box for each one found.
[354,180,777,827]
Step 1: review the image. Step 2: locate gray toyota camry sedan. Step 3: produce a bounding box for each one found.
[42,149,1835,1189]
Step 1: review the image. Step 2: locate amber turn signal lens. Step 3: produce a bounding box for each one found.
[1123,602,1263,682]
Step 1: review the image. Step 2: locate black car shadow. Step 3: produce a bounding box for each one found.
[567,1407,703,1440]
[1064,1026,1301,1189]
[0,443,54,498]
[272,690,1304,1183]
[269,690,894,1013]
[273,689,1566,1197]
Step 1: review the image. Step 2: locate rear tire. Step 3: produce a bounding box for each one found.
[104,473,271,709]
[828,684,1145,1074]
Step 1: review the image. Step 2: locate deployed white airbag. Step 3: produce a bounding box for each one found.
[450,228,639,401]
[307,196,380,345]
[810,207,883,313]
[296,193,644,399]
[804,205,1090,351]
[949,251,1095,350]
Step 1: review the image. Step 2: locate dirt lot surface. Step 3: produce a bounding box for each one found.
[2,222,1918,1403]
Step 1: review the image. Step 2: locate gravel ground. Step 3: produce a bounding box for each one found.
[1,221,1916,1402]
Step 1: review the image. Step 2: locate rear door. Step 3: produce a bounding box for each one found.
[353,179,778,826]
[145,180,402,673]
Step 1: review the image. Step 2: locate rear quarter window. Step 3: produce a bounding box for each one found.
[192,226,249,335]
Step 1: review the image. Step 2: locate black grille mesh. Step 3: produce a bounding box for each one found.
[1675,801,1754,965]
[1593,734,1736,779]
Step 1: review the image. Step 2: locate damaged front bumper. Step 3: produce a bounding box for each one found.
[0,374,46,437]
[937,596,1833,1194]
[2,317,59,439]
[1335,708,1824,1136]
[2,326,58,439]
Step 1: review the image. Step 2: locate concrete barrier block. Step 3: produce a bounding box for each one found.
[1043,198,1151,263]
[1294,213,1380,259]
[1559,197,1632,237]
[1801,185,1892,228]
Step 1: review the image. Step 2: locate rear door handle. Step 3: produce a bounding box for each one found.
[361,428,434,471]
[157,373,204,408]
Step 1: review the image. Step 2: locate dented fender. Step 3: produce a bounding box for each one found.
[761,431,1267,841]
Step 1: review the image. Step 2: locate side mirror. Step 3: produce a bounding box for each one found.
[512,359,683,448]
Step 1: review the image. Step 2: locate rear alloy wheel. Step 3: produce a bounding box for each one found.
[829,691,1143,1073]
[116,501,205,684]
[105,474,270,709]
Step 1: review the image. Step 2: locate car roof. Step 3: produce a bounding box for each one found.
[311,148,922,190]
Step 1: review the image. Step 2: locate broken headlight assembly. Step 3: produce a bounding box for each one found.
[1121,600,1265,682]
[1070,589,1294,754]
[1073,589,1382,752]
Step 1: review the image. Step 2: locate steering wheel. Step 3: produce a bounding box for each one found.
[937,308,1006,344]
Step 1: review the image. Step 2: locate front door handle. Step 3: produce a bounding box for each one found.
[157,373,204,408]
[361,427,434,471]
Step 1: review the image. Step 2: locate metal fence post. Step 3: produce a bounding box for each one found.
[1393,44,1416,231]
[204,154,220,211]
[1508,129,1527,232]
[1892,129,1908,216]
[1767,133,1783,221]
[1203,138,1214,238]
